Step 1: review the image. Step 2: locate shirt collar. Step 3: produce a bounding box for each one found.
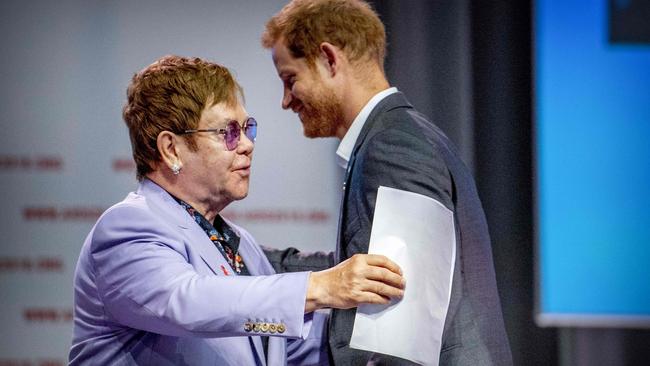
[336,87,398,169]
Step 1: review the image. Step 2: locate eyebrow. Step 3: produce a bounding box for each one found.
[209,116,251,128]
[205,117,231,128]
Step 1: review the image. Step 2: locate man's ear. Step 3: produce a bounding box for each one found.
[318,42,342,77]
[156,131,183,171]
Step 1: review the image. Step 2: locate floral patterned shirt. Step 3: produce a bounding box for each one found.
[176,199,248,276]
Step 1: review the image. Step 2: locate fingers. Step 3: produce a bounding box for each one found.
[365,266,405,290]
[305,253,406,312]
[349,254,405,288]
[356,253,403,276]
[348,254,406,299]
[363,279,404,300]
[352,279,404,306]
[355,292,392,306]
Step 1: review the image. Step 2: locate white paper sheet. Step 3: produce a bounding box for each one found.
[349,186,456,366]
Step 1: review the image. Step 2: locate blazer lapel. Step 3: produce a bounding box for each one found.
[335,92,414,263]
[139,179,232,277]
[350,92,413,158]
[341,92,414,195]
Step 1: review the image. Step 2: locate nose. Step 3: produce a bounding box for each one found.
[281,88,292,110]
[236,131,254,155]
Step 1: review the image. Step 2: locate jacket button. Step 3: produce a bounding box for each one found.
[277,324,286,334]
[269,324,277,333]
[261,323,270,333]
[244,322,253,332]
[253,323,261,332]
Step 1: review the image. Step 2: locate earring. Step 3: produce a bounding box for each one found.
[171,163,181,175]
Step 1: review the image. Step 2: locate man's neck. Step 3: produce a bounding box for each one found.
[337,78,390,139]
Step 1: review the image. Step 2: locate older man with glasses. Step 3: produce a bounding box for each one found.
[69,55,405,365]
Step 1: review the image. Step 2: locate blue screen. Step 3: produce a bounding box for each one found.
[536,0,650,326]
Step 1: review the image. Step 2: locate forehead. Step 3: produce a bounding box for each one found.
[199,102,247,127]
[271,41,309,76]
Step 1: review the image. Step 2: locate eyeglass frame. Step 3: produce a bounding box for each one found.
[180,117,257,151]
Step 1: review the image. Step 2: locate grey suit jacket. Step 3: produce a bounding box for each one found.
[266,92,512,365]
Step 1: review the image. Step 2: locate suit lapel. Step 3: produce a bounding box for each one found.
[139,179,233,277]
[350,92,413,157]
[336,92,414,262]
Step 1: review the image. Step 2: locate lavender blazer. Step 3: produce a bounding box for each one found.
[69,179,327,365]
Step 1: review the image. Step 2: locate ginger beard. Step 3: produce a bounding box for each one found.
[297,79,345,138]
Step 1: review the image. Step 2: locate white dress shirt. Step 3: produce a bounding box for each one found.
[336,87,398,169]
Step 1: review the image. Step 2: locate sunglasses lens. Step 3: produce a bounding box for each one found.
[225,121,241,150]
[245,118,257,142]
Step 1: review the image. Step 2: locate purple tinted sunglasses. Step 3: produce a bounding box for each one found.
[182,117,257,151]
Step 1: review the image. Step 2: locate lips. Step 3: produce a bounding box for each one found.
[233,163,251,176]
[291,101,304,114]
[296,106,308,121]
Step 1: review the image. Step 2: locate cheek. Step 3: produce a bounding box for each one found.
[294,85,311,104]
[294,80,310,97]
[289,84,300,99]
[206,153,234,177]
